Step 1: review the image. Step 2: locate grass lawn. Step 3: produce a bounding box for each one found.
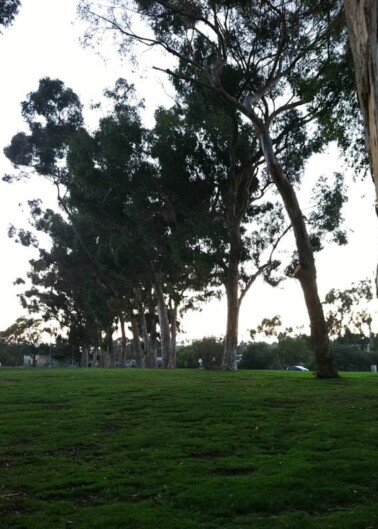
[0,368,377,529]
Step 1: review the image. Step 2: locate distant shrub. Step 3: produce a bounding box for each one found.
[239,342,278,370]
[177,337,223,368]
[275,336,314,370]
[332,344,378,371]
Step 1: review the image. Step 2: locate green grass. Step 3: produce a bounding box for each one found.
[0,369,377,529]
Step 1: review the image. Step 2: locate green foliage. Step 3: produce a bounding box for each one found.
[275,336,314,370]
[308,172,348,250]
[324,279,374,337]
[177,336,223,368]
[5,78,83,178]
[1,369,378,528]
[238,342,277,369]
[240,336,314,370]
[331,341,378,372]
[0,316,42,345]
[250,315,283,340]
[0,343,25,366]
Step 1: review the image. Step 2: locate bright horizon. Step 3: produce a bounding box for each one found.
[1,0,378,343]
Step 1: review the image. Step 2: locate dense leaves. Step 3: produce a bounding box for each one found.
[0,0,20,29]
[4,1,360,374]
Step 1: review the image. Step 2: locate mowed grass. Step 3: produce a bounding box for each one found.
[0,369,377,529]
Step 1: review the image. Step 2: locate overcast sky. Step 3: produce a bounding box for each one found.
[1,0,378,341]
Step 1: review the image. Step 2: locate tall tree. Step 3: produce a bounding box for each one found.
[5,77,221,368]
[152,99,288,370]
[79,0,346,376]
[0,317,41,367]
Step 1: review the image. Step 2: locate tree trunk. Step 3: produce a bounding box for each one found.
[344,0,378,202]
[154,276,175,368]
[222,221,240,370]
[99,347,105,368]
[135,289,149,368]
[147,304,158,368]
[119,314,127,368]
[257,124,338,378]
[106,326,115,368]
[81,346,89,368]
[169,303,178,368]
[131,316,143,367]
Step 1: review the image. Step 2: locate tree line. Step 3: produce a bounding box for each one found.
[2,0,376,377]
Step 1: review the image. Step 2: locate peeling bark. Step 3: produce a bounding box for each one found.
[222,221,240,371]
[344,0,378,201]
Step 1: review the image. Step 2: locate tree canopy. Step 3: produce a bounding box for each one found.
[77,0,357,376]
[2,2,369,376]
[0,0,20,29]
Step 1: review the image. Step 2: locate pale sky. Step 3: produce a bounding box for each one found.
[1,0,378,342]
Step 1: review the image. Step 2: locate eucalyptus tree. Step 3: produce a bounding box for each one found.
[78,0,351,376]
[66,78,190,368]
[0,316,41,367]
[3,78,122,366]
[4,77,210,368]
[4,78,145,365]
[12,204,117,367]
[152,97,288,370]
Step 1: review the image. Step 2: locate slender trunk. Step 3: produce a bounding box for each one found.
[169,304,178,368]
[154,276,174,368]
[81,346,89,368]
[222,221,240,370]
[99,347,105,368]
[148,308,158,368]
[136,289,149,367]
[258,125,338,378]
[137,313,146,368]
[344,0,378,202]
[106,326,115,368]
[131,316,143,367]
[119,314,127,368]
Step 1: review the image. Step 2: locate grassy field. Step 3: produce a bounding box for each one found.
[0,368,377,529]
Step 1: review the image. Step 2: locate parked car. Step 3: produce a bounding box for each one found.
[286,365,309,371]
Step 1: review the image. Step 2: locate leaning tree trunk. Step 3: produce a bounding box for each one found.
[257,123,338,378]
[222,221,241,371]
[344,0,378,202]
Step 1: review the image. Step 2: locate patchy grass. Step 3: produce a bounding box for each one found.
[0,368,377,528]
